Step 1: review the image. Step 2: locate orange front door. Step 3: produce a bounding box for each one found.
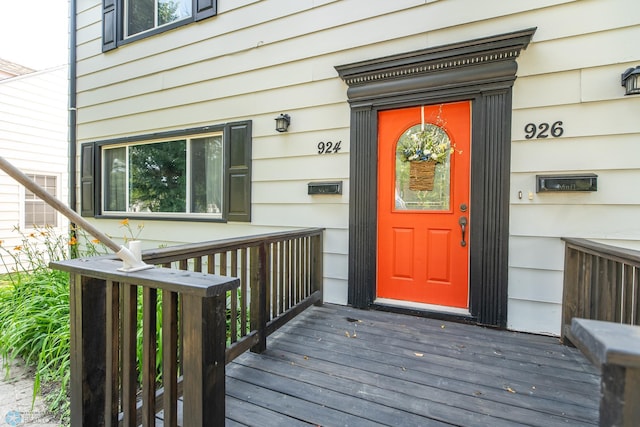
[377,101,471,308]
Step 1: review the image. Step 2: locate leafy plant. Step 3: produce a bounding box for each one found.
[0,270,70,424]
[398,123,452,164]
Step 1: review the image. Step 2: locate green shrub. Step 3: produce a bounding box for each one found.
[0,225,104,424]
[0,269,70,423]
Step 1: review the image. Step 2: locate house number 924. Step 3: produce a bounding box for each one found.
[317,141,342,154]
[524,121,564,139]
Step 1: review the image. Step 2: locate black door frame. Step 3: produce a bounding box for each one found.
[336,28,536,327]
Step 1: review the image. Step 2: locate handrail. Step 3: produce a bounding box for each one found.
[142,228,324,264]
[52,227,324,426]
[562,237,640,267]
[561,237,640,342]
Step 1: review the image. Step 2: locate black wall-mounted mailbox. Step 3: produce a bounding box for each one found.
[308,181,342,195]
[536,173,598,193]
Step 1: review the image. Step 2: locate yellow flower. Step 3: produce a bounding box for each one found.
[68,237,78,246]
[13,246,22,251]
[91,239,100,244]
[120,218,129,226]
[29,233,36,238]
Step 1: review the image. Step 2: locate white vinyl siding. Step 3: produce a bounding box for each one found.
[74,0,640,334]
[0,66,68,272]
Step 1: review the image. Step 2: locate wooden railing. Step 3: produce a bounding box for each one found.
[561,237,640,341]
[52,228,323,426]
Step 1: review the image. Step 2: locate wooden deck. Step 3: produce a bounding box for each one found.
[161,304,601,426]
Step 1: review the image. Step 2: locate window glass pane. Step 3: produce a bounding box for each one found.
[104,147,127,211]
[126,0,192,36]
[395,124,451,211]
[159,0,192,26]
[190,136,223,213]
[130,140,186,212]
[127,0,154,36]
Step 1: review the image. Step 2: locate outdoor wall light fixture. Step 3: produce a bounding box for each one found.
[622,66,640,95]
[275,113,291,132]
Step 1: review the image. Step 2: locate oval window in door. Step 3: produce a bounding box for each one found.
[395,123,451,212]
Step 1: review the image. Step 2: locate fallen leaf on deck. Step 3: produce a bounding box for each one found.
[345,331,351,338]
[505,386,516,393]
[414,352,424,357]
[474,391,482,396]
[441,325,446,329]
[346,317,362,323]
[303,356,309,360]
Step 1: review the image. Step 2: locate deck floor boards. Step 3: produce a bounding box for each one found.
[160,304,600,426]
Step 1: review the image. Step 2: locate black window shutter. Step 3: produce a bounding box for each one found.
[194,0,217,22]
[225,121,251,222]
[80,143,96,217]
[102,0,117,52]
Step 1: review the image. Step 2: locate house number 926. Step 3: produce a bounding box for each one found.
[524,121,564,139]
[317,141,342,154]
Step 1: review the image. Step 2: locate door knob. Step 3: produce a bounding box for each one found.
[458,216,468,247]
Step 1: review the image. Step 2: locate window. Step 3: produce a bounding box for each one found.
[81,121,251,222]
[103,0,217,51]
[125,0,193,38]
[103,135,223,215]
[25,175,58,227]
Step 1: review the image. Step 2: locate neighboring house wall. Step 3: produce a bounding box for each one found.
[74,0,640,335]
[0,66,69,272]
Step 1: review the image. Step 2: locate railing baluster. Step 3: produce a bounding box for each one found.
[207,254,214,274]
[122,284,138,427]
[285,240,291,311]
[634,266,639,325]
[271,242,277,319]
[142,287,157,426]
[241,248,248,336]
[105,280,119,427]
[162,290,178,427]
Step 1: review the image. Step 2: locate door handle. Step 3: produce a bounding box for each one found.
[458,216,468,247]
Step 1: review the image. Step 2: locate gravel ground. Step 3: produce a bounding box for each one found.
[0,357,61,427]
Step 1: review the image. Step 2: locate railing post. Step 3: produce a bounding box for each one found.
[250,243,268,353]
[182,292,227,426]
[312,232,324,306]
[561,245,577,343]
[69,274,107,427]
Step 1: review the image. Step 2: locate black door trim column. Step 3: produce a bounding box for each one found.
[336,28,535,327]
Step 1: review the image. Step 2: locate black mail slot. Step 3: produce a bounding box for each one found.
[308,181,342,195]
[536,174,597,192]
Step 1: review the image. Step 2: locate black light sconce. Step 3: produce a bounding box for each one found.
[622,66,640,95]
[275,114,291,132]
